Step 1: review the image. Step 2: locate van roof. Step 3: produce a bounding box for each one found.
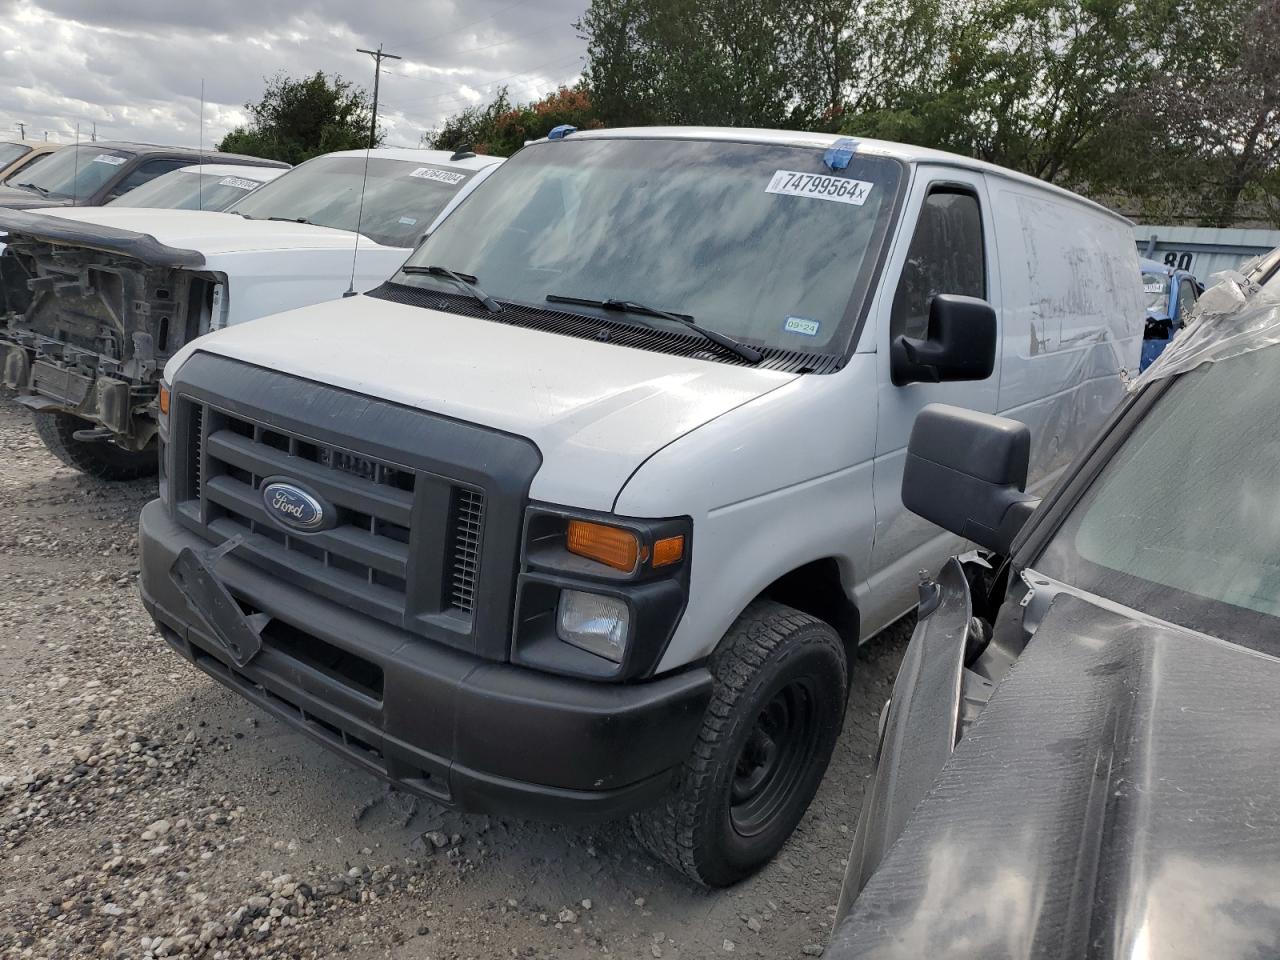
[319,146,505,172]
[559,126,1132,227]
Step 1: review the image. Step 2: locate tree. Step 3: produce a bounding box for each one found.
[1127,0,1280,225]
[837,0,1165,186]
[426,83,604,156]
[218,72,380,165]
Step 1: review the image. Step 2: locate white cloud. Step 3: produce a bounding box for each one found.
[0,0,588,148]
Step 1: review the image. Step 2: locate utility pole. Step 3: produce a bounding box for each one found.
[15,121,24,139]
[356,43,400,149]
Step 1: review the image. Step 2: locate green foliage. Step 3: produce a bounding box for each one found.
[218,72,380,165]
[435,0,1279,224]
[425,83,603,157]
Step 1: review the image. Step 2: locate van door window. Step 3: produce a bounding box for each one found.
[891,187,986,339]
[108,159,189,200]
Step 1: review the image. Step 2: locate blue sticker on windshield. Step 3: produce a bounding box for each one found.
[783,316,820,337]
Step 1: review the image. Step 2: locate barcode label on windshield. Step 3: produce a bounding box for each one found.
[1144,281,1165,294]
[218,176,260,191]
[766,170,872,205]
[92,154,127,166]
[410,167,466,185]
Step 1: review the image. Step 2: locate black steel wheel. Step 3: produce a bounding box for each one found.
[633,600,847,887]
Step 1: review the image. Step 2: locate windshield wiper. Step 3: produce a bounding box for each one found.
[14,182,52,198]
[401,264,503,313]
[267,215,310,224]
[546,294,763,364]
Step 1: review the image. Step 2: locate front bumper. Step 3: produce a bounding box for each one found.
[139,499,712,822]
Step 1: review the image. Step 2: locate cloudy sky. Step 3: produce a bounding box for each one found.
[0,0,589,148]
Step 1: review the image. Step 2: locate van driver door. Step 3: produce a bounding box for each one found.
[864,167,1002,634]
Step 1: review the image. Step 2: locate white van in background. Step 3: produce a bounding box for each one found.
[139,128,1142,888]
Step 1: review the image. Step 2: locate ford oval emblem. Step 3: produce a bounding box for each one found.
[261,480,328,532]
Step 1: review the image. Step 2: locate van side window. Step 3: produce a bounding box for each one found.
[891,187,986,340]
[1176,278,1197,322]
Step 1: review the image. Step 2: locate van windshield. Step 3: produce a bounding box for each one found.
[398,137,902,355]
[0,142,31,169]
[1036,276,1280,647]
[233,156,474,247]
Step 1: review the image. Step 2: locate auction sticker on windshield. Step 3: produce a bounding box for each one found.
[218,176,260,191]
[410,167,466,185]
[766,170,872,206]
[92,154,127,166]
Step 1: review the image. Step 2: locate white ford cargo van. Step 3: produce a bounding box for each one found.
[138,127,1142,886]
[0,147,502,478]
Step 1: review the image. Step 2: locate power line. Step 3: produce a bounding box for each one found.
[357,43,402,148]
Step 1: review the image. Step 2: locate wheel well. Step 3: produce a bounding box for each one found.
[759,558,860,668]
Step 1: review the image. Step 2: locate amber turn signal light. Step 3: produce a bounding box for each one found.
[158,384,171,417]
[567,520,643,572]
[652,535,685,567]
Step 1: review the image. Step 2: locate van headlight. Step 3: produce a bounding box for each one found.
[514,506,692,680]
[557,590,630,662]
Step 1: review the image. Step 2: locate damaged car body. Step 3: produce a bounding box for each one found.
[0,215,226,472]
[0,147,503,479]
[829,248,1280,959]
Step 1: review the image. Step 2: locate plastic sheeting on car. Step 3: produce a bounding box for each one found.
[1132,255,1280,388]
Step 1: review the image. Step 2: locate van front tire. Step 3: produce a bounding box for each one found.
[633,600,847,887]
[31,411,157,481]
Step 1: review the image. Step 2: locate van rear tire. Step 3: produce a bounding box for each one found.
[633,600,847,887]
[31,411,157,481]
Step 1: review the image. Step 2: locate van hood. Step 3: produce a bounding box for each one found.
[169,291,797,510]
[20,206,406,255]
[831,591,1280,960]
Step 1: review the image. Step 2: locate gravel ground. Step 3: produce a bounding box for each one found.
[0,398,910,960]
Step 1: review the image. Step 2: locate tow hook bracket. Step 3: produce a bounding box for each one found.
[169,537,266,669]
[72,426,115,443]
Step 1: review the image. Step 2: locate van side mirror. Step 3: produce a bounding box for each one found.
[891,295,997,386]
[902,404,1040,555]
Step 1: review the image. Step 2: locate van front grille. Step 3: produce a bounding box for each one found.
[175,400,486,634]
[166,353,542,661]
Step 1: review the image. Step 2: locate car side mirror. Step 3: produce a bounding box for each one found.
[891,294,997,386]
[902,403,1040,555]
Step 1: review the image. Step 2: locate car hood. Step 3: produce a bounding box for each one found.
[20,206,406,255]
[830,592,1280,960]
[168,291,796,510]
[0,186,71,209]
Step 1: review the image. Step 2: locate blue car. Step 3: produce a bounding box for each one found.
[1140,257,1201,370]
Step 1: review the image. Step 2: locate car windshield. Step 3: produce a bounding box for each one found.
[398,137,902,355]
[109,168,267,211]
[231,156,473,247]
[0,142,31,168]
[1036,273,1280,647]
[1142,271,1170,313]
[7,144,133,200]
